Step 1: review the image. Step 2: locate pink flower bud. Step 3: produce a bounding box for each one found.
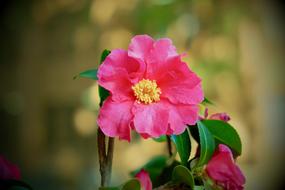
[206,144,245,190]
[135,169,152,190]
[0,155,21,180]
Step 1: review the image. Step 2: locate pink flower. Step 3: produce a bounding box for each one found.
[0,155,21,180]
[206,144,245,190]
[135,169,152,190]
[97,35,204,141]
[200,108,231,122]
[209,113,231,122]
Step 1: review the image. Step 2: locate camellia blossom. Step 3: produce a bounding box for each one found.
[97,34,204,141]
[135,169,152,190]
[0,155,21,180]
[206,144,246,190]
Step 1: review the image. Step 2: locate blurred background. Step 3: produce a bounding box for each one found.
[0,0,284,189]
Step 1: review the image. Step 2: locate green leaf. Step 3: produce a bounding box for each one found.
[202,97,214,105]
[98,49,111,106]
[172,165,194,189]
[153,135,167,142]
[130,156,167,183]
[203,178,215,190]
[155,160,180,188]
[121,179,141,190]
[100,49,111,63]
[73,69,98,80]
[74,49,110,81]
[99,187,119,190]
[201,120,242,156]
[196,121,215,167]
[99,86,110,107]
[171,129,191,166]
[0,179,33,190]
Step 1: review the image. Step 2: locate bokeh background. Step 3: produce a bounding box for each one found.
[0,0,284,189]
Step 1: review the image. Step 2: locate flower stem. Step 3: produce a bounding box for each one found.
[106,137,114,185]
[166,136,173,156]
[97,128,114,187]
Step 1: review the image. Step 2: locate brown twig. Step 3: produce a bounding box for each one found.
[97,128,107,186]
[97,127,115,187]
[106,137,114,185]
[166,136,173,157]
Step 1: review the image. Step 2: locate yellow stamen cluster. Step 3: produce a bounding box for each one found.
[132,79,161,104]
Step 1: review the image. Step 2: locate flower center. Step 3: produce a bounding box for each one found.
[132,79,161,104]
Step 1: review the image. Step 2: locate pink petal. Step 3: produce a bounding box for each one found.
[0,155,21,180]
[145,38,180,80]
[135,169,152,190]
[145,38,178,76]
[97,49,144,101]
[132,99,199,137]
[206,144,246,190]
[156,56,204,105]
[97,97,134,141]
[167,102,199,134]
[128,35,154,62]
[209,113,231,122]
[174,103,199,127]
[132,101,169,138]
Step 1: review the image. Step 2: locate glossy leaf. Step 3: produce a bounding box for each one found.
[100,49,111,63]
[201,120,242,156]
[73,69,98,80]
[121,179,141,190]
[130,156,167,183]
[196,121,215,167]
[172,165,194,189]
[99,86,110,107]
[171,129,191,165]
[155,160,180,188]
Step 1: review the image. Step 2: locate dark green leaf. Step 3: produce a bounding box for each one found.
[155,160,180,188]
[74,49,110,81]
[99,187,119,190]
[196,121,215,167]
[201,120,242,156]
[0,179,33,190]
[172,165,194,189]
[99,86,110,107]
[130,155,167,183]
[153,135,167,142]
[202,97,214,105]
[98,49,111,106]
[100,49,111,63]
[73,69,98,80]
[171,129,191,166]
[121,179,140,190]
